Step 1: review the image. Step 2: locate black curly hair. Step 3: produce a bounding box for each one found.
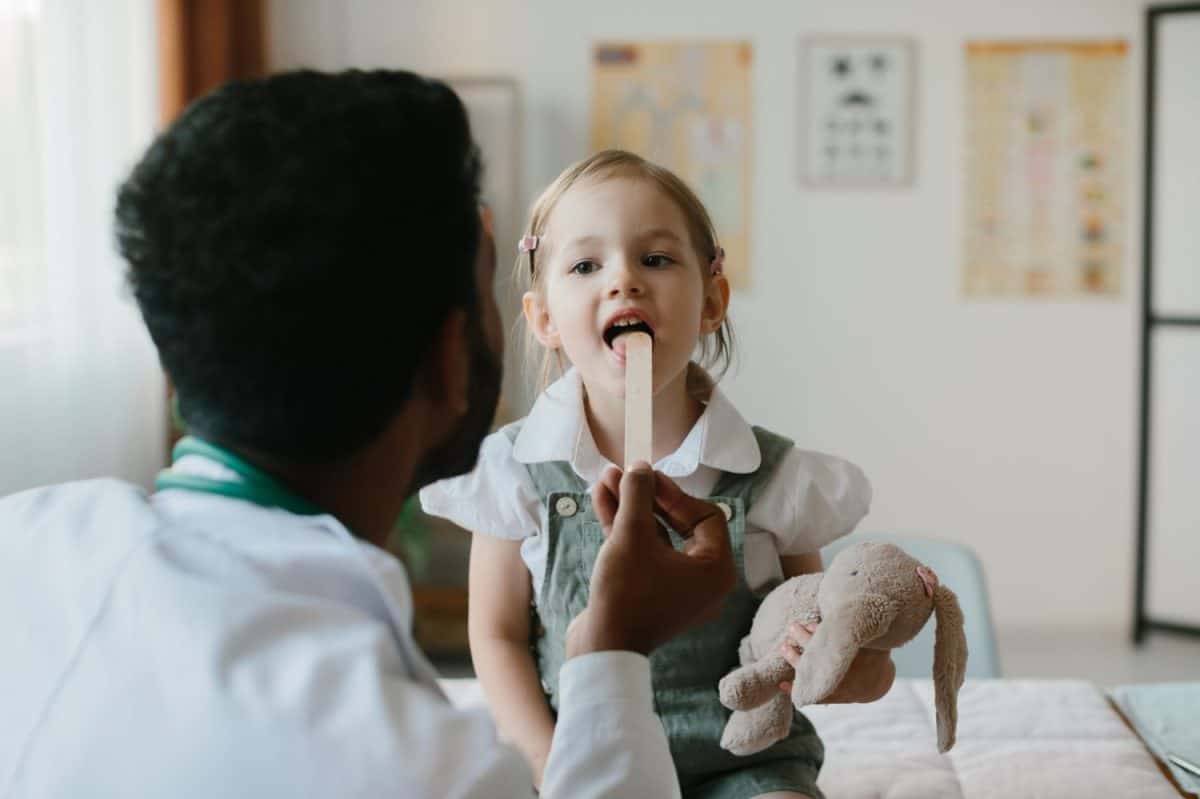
[116,70,483,462]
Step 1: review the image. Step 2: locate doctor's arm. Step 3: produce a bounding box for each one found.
[302,606,676,798]
[379,649,676,799]
[539,651,678,797]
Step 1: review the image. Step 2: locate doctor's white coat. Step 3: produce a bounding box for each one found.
[0,468,679,798]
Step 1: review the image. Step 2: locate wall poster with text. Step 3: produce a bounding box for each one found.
[592,41,753,287]
[964,40,1129,297]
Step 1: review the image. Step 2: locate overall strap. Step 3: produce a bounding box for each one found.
[710,426,795,506]
[501,422,589,496]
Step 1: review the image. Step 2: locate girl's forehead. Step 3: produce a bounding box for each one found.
[546,175,689,242]
[559,173,673,209]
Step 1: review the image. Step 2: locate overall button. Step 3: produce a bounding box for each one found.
[716,501,733,521]
[555,496,578,517]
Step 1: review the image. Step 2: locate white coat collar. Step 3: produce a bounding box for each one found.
[511,366,761,482]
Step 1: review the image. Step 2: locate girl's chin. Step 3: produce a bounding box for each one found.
[572,351,633,394]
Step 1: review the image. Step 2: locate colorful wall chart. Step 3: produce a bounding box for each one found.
[964,41,1128,297]
[592,41,753,287]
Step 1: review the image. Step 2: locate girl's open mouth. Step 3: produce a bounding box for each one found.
[603,316,655,359]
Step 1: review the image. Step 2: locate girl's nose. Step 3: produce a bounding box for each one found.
[605,258,644,297]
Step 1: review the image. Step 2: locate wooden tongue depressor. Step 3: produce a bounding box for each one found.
[624,331,653,470]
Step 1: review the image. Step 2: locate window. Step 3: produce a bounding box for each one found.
[0,0,44,336]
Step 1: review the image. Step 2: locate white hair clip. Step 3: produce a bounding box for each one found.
[518,235,539,254]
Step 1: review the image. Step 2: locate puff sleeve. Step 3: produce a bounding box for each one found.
[417,430,540,541]
[747,446,873,555]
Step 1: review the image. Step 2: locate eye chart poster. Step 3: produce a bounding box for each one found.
[964,40,1129,297]
[799,37,916,187]
[592,41,753,287]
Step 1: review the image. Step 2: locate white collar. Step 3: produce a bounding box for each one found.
[511,366,761,482]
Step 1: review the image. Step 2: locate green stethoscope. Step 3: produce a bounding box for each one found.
[155,434,436,676]
[156,430,441,682]
[156,436,326,517]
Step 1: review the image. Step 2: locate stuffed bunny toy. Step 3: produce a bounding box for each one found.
[718,540,967,756]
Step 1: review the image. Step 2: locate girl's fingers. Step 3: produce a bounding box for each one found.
[779,620,818,671]
[788,621,816,645]
[779,640,803,668]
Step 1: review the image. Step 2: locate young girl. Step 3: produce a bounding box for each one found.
[420,150,872,799]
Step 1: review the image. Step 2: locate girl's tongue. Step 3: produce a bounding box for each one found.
[609,328,653,359]
[605,321,654,358]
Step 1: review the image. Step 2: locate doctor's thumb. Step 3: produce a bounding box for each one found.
[611,461,655,538]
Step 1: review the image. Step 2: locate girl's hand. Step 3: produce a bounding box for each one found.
[777,621,896,703]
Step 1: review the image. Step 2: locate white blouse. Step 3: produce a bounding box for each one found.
[420,368,873,601]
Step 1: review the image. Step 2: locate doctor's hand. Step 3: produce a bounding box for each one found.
[564,462,736,659]
[777,621,896,703]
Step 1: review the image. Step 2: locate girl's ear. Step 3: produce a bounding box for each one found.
[523,291,561,349]
[701,274,731,334]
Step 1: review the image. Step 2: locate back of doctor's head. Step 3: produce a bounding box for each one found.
[116,69,483,461]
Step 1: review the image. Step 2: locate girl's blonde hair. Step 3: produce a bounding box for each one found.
[515,149,736,391]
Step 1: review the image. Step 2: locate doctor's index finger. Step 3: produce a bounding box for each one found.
[652,472,726,541]
[590,468,619,531]
[677,502,734,566]
[599,464,622,502]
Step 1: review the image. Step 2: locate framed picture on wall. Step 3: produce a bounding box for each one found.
[798,36,916,187]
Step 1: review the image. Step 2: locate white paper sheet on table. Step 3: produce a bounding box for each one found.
[1110,682,1200,795]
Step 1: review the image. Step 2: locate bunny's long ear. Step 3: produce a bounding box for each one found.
[791,594,897,707]
[931,584,967,752]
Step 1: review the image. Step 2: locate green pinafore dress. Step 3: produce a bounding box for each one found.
[505,423,825,799]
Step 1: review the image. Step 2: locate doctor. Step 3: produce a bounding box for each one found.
[0,70,891,798]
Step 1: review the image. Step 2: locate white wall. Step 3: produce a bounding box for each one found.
[268,0,1147,632]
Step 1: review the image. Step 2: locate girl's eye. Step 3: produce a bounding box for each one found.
[643,253,675,267]
[570,260,600,275]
